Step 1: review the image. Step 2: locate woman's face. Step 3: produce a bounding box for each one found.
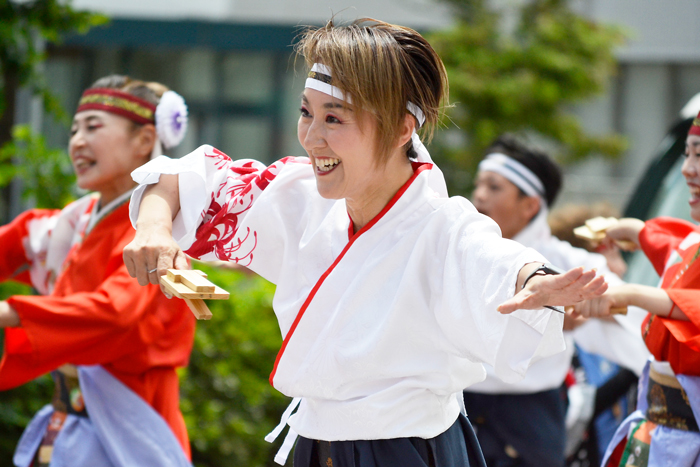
[297,89,383,202]
[472,170,540,239]
[683,134,700,222]
[69,110,150,205]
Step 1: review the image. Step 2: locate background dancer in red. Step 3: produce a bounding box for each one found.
[0,75,195,467]
[574,110,700,467]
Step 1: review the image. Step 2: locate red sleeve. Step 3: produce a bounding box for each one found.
[662,290,700,353]
[0,264,187,390]
[639,217,697,276]
[0,209,59,286]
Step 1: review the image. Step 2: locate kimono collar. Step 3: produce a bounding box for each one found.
[87,189,134,234]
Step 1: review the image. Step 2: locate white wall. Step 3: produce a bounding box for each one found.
[70,0,453,29]
[587,0,700,62]
[70,0,700,52]
[554,1,700,208]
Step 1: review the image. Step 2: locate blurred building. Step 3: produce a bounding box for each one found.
[564,0,700,207]
[40,0,451,163]
[35,0,700,207]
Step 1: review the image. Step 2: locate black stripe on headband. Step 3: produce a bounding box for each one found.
[501,159,545,198]
[308,71,332,85]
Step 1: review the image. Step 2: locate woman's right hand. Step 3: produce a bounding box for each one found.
[572,283,688,321]
[123,224,189,287]
[603,217,645,251]
[123,175,186,287]
[571,286,629,319]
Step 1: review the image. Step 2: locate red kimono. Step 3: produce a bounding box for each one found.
[639,217,700,374]
[602,217,700,467]
[0,194,195,457]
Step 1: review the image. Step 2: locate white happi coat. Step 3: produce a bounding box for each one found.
[467,208,650,395]
[130,145,565,441]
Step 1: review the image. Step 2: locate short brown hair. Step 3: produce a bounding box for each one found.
[296,18,448,162]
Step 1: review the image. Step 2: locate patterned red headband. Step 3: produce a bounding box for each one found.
[76,88,156,125]
[690,110,700,137]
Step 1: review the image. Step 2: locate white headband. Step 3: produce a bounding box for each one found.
[478,153,546,201]
[305,64,350,103]
[305,63,426,127]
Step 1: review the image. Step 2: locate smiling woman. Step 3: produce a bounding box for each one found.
[123,18,608,467]
[0,75,195,466]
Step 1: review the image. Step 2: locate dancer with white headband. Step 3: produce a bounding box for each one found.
[467,134,648,467]
[123,19,608,467]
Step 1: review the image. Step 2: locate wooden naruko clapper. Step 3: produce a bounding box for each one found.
[569,216,631,316]
[160,269,229,320]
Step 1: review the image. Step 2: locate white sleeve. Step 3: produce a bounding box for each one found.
[572,307,650,375]
[129,145,312,276]
[24,195,96,295]
[544,239,650,375]
[432,207,566,384]
[21,212,60,295]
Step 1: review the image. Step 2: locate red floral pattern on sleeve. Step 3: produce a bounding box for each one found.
[184,148,305,265]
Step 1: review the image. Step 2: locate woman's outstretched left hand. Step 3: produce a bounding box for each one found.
[497,267,607,314]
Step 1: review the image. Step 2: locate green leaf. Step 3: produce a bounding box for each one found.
[0,124,77,208]
[431,0,627,196]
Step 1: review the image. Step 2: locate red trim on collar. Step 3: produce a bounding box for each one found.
[269,161,432,386]
[346,162,431,241]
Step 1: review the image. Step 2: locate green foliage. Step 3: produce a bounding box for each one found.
[0,1,106,220]
[0,0,108,123]
[429,0,627,195]
[0,124,76,208]
[181,265,289,467]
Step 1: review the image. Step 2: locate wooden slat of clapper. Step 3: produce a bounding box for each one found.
[160,269,230,320]
[565,305,628,316]
[172,269,215,292]
[574,217,638,252]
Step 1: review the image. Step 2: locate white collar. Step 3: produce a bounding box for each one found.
[512,205,551,248]
[87,189,134,234]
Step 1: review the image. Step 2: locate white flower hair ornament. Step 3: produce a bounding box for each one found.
[155,90,188,149]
